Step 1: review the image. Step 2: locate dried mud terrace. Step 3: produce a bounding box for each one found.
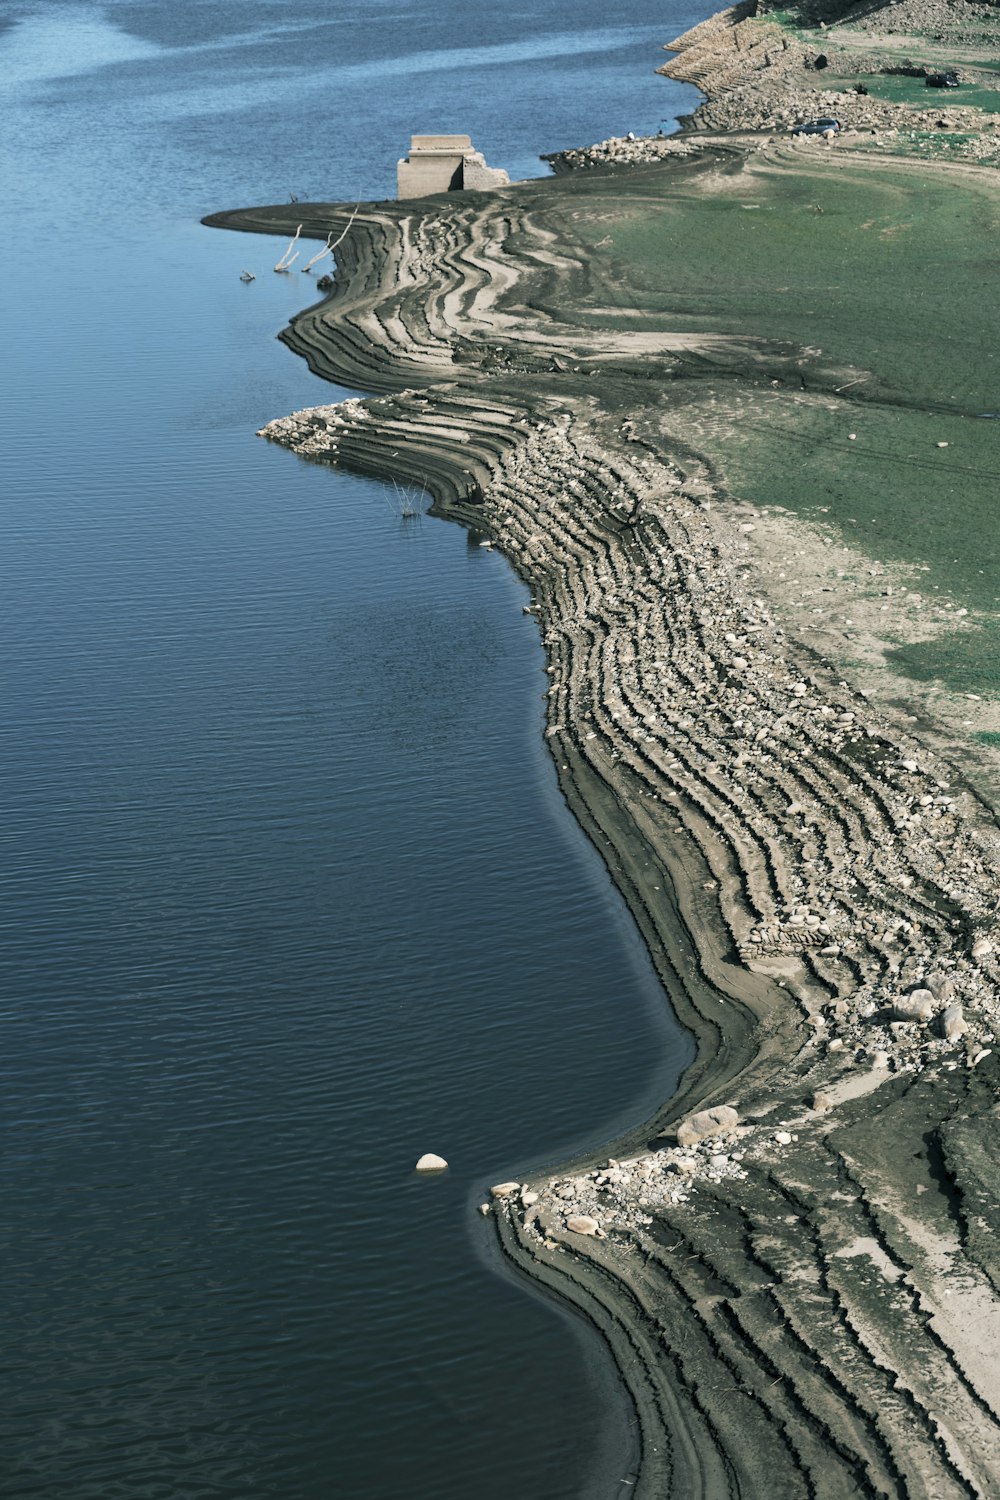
[206,175,1000,1498]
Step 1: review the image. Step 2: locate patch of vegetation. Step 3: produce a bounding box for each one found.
[573,155,1000,411]
[544,150,1000,697]
[887,621,1000,699]
[857,73,1000,111]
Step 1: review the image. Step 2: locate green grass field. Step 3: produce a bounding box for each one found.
[572,155,1000,412]
[546,149,1000,697]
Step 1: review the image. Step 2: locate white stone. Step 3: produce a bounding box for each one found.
[939,1005,966,1042]
[521,1190,539,1208]
[415,1153,448,1172]
[676,1105,739,1147]
[773,1131,793,1146]
[971,937,994,960]
[566,1215,601,1236]
[893,991,934,1023]
[490,1180,521,1198]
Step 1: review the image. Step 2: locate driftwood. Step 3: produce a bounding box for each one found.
[274,224,302,272]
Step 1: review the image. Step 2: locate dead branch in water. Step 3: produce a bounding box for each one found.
[274,223,302,272]
[303,205,360,272]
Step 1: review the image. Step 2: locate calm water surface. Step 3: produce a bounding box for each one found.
[1,3,703,1495]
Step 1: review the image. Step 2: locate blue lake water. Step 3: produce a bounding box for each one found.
[0,3,703,1495]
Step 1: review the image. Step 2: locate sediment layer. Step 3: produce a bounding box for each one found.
[207,88,1000,1500]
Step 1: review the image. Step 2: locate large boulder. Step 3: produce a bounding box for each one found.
[490,1180,521,1199]
[939,1004,966,1042]
[676,1105,739,1147]
[415,1153,448,1172]
[566,1215,601,1236]
[893,990,935,1023]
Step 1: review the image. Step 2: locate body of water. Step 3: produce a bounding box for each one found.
[0,3,703,1495]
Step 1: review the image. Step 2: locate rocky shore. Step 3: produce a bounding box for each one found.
[206,11,1000,1489]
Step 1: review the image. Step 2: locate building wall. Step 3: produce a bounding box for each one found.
[397,136,509,199]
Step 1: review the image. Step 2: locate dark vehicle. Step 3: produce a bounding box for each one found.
[926,71,960,88]
[792,117,842,136]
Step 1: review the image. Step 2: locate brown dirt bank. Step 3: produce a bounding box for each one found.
[205,152,1000,1497]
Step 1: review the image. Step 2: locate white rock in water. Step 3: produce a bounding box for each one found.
[893,990,935,1023]
[566,1215,601,1236]
[939,1005,966,1041]
[773,1131,793,1146]
[676,1105,739,1147]
[490,1181,521,1198]
[415,1153,448,1172]
[478,1202,491,1216]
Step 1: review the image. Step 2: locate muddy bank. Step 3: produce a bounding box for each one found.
[206,92,1000,1500]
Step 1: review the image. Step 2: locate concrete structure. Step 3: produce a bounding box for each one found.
[397,135,510,199]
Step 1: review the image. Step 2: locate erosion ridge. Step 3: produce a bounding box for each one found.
[205,40,1000,1500]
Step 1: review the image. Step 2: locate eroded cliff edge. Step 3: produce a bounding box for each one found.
[205,107,1000,1499]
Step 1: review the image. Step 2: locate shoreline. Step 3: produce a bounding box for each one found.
[205,12,1000,1492]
